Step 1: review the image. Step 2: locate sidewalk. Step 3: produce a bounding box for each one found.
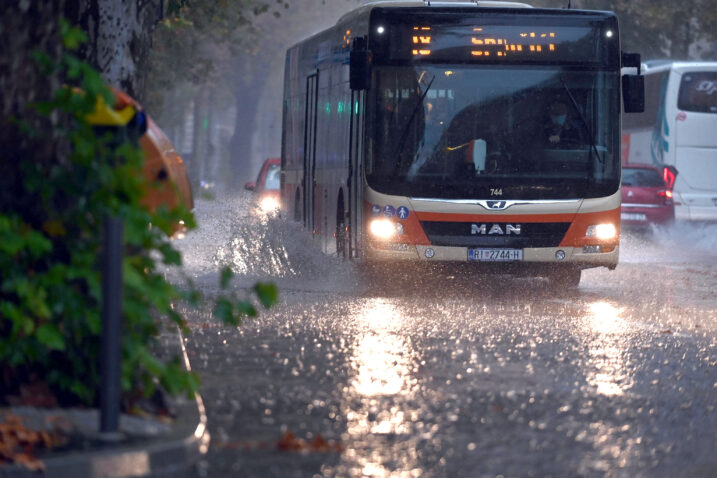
[0,331,209,478]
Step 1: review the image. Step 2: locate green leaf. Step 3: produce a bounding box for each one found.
[235,300,258,318]
[60,18,87,50]
[185,371,200,398]
[31,50,55,74]
[161,358,192,396]
[214,297,235,324]
[219,266,233,289]
[253,282,278,308]
[36,324,66,351]
[183,288,201,307]
[137,346,165,377]
[159,243,182,266]
[83,70,109,100]
[1,301,24,325]
[123,260,146,290]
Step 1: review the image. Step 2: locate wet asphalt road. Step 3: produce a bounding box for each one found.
[175,195,717,477]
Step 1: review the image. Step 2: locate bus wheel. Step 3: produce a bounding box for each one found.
[294,189,301,222]
[336,198,347,259]
[547,267,581,289]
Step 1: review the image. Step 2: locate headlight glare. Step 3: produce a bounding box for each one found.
[259,196,280,212]
[586,223,616,240]
[370,219,397,239]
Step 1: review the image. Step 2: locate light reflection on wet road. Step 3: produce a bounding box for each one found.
[177,195,717,477]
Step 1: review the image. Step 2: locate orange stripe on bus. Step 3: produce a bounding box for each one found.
[401,212,431,245]
[414,211,576,223]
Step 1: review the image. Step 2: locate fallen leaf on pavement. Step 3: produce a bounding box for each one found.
[0,413,66,470]
[277,431,343,453]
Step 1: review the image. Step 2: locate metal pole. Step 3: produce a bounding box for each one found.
[100,216,123,440]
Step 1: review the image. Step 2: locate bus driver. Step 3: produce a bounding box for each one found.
[544,101,585,146]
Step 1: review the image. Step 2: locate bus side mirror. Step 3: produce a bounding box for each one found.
[621,51,644,114]
[622,75,645,113]
[350,37,371,91]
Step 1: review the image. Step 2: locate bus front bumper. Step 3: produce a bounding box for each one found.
[366,243,619,269]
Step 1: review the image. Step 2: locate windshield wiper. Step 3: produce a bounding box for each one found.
[559,77,603,167]
[392,75,435,175]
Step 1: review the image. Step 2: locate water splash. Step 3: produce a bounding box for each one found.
[207,195,360,292]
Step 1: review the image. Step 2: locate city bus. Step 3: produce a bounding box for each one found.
[280,1,644,287]
[621,61,717,222]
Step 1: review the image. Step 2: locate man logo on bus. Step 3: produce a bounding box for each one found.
[471,224,521,235]
[486,200,506,209]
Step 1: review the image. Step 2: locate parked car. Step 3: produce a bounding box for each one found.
[620,163,678,228]
[245,157,281,213]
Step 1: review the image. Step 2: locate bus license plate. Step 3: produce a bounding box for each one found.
[468,248,523,262]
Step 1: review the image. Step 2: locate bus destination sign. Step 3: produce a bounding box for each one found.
[411,25,562,59]
[369,12,617,65]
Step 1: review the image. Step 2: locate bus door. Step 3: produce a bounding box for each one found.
[348,90,365,259]
[303,72,319,233]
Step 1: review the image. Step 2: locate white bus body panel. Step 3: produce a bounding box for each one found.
[628,63,717,221]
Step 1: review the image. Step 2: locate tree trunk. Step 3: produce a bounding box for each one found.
[229,62,271,185]
[64,0,162,100]
[670,9,694,59]
[230,92,261,184]
[189,88,210,190]
[0,0,65,210]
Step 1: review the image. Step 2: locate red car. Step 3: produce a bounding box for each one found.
[245,157,281,213]
[620,163,678,228]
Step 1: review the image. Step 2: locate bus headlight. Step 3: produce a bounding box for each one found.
[586,223,616,240]
[370,219,402,239]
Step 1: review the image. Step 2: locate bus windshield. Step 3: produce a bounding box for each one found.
[366,65,620,200]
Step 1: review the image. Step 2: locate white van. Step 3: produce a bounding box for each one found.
[622,61,717,221]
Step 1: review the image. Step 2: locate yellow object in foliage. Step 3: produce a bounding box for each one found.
[84,94,137,126]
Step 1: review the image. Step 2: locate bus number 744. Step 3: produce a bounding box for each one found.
[490,188,503,196]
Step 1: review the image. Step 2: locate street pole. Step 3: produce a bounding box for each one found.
[100,216,124,441]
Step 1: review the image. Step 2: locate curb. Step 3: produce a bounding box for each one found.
[1,330,209,478]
